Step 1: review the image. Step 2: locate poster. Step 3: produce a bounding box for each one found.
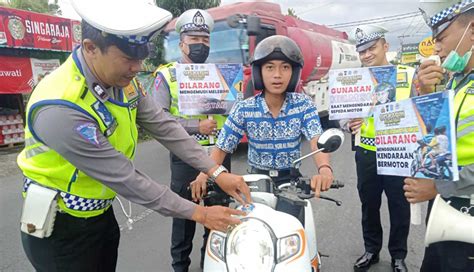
[30,58,60,86]
[328,65,397,120]
[176,63,243,115]
[374,91,458,181]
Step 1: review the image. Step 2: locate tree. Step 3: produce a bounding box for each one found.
[287,8,299,19]
[3,0,61,15]
[146,0,220,69]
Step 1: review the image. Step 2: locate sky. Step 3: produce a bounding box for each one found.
[58,0,431,51]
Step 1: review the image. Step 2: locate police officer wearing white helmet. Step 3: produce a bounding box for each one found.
[17,1,250,270]
[342,24,415,272]
[403,1,474,271]
[150,8,230,272]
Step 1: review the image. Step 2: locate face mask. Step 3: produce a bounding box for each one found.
[187,43,209,63]
[441,24,473,72]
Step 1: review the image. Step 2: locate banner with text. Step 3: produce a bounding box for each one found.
[0,6,81,51]
[374,91,458,181]
[0,56,60,94]
[176,63,243,115]
[328,65,397,120]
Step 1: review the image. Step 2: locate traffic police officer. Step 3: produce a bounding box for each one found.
[343,25,415,272]
[404,1,474,271]
[150,9,230,272]
[17,1,250,271]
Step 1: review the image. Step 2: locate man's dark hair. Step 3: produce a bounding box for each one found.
[456,8,474,26]
[81,20,115,53]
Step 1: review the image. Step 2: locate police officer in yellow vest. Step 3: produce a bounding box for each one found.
[342,25,415,272]
[150,9,230,272]
[404,1,474,271]
[17,1,251,271]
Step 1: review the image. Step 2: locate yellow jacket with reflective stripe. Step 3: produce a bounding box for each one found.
[155,62,226,145]
[359,65,415,151]
[452,74,474,166]
[17,54,139,218]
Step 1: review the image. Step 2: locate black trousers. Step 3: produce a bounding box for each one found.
[169,152,231,272]
[355,147,410,259]
[21,206,120,272]
[421,197,474,272]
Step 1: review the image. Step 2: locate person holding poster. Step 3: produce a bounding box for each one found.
[404,1,474,271]
[341,25,416,272]
[190,35,334,224]
[150,9,231,272]
[17,1,250,271]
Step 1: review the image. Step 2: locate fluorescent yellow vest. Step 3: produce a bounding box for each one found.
[452,74,474,166]
[359,65,415,151]
[17,54,139,218]
[155,62,226,145]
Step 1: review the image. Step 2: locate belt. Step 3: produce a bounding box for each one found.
[249,167,291,178]
[23,178,115,212]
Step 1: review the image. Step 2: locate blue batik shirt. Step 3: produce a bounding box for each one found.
[216,92,323,170]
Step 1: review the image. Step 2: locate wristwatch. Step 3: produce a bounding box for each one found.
[210,165,228,182]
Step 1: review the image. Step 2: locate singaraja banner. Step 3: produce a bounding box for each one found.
[0,6,81,52]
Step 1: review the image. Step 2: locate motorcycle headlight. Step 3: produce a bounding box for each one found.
[277,234,301,263]
[226,218,275,272]
[209,232,226,261]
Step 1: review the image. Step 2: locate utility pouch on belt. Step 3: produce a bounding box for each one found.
[20,183,58,238]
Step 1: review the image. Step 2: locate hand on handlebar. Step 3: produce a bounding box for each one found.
[190,173,209,202]
[311,167,334,197]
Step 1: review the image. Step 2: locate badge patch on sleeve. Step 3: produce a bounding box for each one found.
[75,123,100,147]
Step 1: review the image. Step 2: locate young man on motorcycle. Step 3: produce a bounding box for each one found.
[190,35,334,220]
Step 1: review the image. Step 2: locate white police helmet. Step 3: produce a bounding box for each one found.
[175,9,214,37]
[419,0,474,38]
[72,0,172,58]
[349,25,388,52]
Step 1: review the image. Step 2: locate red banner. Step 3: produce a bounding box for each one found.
[0,55,34,94]
[0,7,81,52]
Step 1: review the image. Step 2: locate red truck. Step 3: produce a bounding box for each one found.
[162,1,361,127]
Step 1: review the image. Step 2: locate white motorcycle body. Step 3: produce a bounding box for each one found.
[204,174,320,272]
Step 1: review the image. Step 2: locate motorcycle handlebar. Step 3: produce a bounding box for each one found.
[330,180,344,189]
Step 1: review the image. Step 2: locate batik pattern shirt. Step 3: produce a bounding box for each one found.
[216,92,322,170]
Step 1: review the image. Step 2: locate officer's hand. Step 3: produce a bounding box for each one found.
[311,168,334,197]
[190,173,208,202]
[192,205,245,232]
[215,172,252,205]
[403,177,438,203]
[417,60,444,95]
[348,118,364,134]
[199,119,217,135]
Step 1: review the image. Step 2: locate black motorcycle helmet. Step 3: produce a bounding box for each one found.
[250,35,304,92]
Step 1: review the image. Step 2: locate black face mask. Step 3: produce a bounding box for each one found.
[187,43,210,63]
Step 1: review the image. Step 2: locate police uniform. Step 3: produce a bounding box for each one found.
[17,1,219,271]
[151,9,230,272]
[418,1,474,271]
[348,25,415,270]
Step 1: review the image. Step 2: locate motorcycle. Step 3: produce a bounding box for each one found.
[410,140,453,180]
[203,128,345,272]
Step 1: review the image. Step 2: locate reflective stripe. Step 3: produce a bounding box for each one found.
[24,137,38,147]
[361,136,375,146]
[458,115,474,128]
[23,178,114,211]
[25,145,50,158]
[458,124,474,138]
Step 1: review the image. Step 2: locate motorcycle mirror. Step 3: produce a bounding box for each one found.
[292,128,345,166]
[317,128,345,153]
